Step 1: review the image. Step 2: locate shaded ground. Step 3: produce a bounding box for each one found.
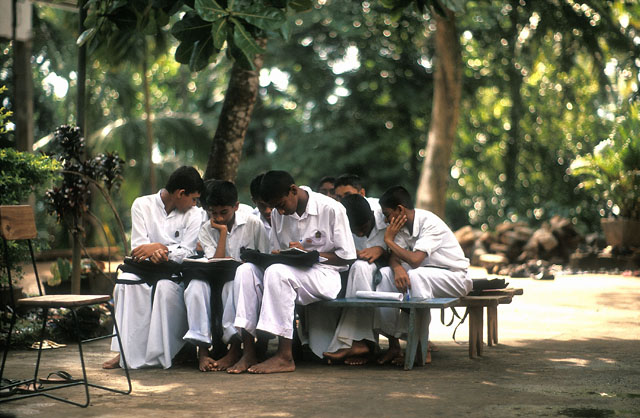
[1,274,639,417]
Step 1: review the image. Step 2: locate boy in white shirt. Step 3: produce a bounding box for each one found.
[249,173,272,233]
[323,194,389,365]
[103,166,204,370]
[333,173,380,211]
[183,180,269,371]
[226,170,356,374]
[376,186,472,365]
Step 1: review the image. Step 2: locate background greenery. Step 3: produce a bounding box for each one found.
[0,0,638,245]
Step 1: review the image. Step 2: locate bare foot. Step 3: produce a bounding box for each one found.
[377,346,402,365]
[102,354,121,369]
[227,352,259,374]
[213,346,241,371]
[428,342,439,352]
[391,353,405,366]
[426,349,432,364]
[199,349,216,372]
[323,340,370,362]
[248,355,295,374]
[344,356,369,366]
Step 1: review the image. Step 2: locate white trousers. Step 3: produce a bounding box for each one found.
[183,279,233,346]
[231,262,341,355]
[374,265,472,339]
[110,273,188,369]
[325,260,388,352]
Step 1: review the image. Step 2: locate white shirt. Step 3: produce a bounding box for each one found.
[365,196,380,211]
[130,191,204,263]
[198,209,270,261]
[393,208,469,271]
[251,206,272,234]
[353,207,387,251]
[270,186,356,272]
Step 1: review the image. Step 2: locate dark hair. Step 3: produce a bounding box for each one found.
[335,174,363,190]
[260,170,295,202]
[316,176,336,189]
[250,173,265,200]
[379,186,414,210]
[341,194,374,230]
[202,179,238,208]
[165,166,204,194]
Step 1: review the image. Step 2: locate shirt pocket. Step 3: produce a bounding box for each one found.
[302,229,327,250]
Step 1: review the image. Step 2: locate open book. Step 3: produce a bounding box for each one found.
[278,247,328,262]
[182,257,237,264]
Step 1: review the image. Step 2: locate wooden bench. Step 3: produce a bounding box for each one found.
[314,297,459,370]
[457,288,524,358]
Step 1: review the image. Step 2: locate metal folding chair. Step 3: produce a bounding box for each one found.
[0,205,131,407]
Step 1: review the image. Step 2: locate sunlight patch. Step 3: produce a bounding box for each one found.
[549,357,590,367]
[387,392,438,400]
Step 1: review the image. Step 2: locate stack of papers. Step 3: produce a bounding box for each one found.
[355,291,404,301]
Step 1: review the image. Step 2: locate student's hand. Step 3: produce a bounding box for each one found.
[271,249,281,254]
[289,241,305,251]
[131,243,166,262]
[393,265,411,293]
[210,219,228,233]
[357,246,385,264]
[384,214,407,244]
[149,248,169,264]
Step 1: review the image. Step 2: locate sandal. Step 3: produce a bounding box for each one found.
[16,382,43,393]
[0,378,18,398]
[43,339,66,349]
[39,370,78,384]
[30,340,53,350]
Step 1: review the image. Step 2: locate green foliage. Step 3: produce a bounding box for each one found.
[45,125,124,231]
[570,103,640,221]
[0,108,60,288]
[0,148,61,205]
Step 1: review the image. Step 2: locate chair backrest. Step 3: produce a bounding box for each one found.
[0,205,37,241]
[0,205,43,298]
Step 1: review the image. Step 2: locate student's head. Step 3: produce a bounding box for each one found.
[334,174,366,201]
[202,179,239,226]
[260,170,299,215]
[165,166,204,212]
[379,186,414,224]
[316,176,336,199]
[341,194,375,237]
[250,173,272,225]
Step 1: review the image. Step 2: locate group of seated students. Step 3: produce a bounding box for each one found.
[102,166,473,374]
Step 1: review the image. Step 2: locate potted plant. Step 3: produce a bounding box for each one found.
[0,89,61,300]
[570,102,640,247]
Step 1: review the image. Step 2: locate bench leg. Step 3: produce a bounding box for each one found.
[415,309,430,368]
[487,305,498,346]
[405,308,418,370]
[468,306,483,358]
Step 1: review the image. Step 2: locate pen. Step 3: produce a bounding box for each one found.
[405,290,410,301]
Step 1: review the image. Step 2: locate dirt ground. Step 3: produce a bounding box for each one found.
[1,273,639,417]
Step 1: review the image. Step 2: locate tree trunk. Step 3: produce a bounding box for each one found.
[14,40,33,153]
[204,38,267,182]
[142,42,157,193]
[71,230,82,294]
[505,0,523,210]
[415,9,462,218]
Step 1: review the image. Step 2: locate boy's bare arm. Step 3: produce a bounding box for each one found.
[357,246,386,264]
[131,243,168,262]
[288,241,354,266]
[383,215,426,269]
[209,220,228,258]
[389,254,410,292]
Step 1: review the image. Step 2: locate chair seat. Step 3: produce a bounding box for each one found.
[16,294,111,308]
